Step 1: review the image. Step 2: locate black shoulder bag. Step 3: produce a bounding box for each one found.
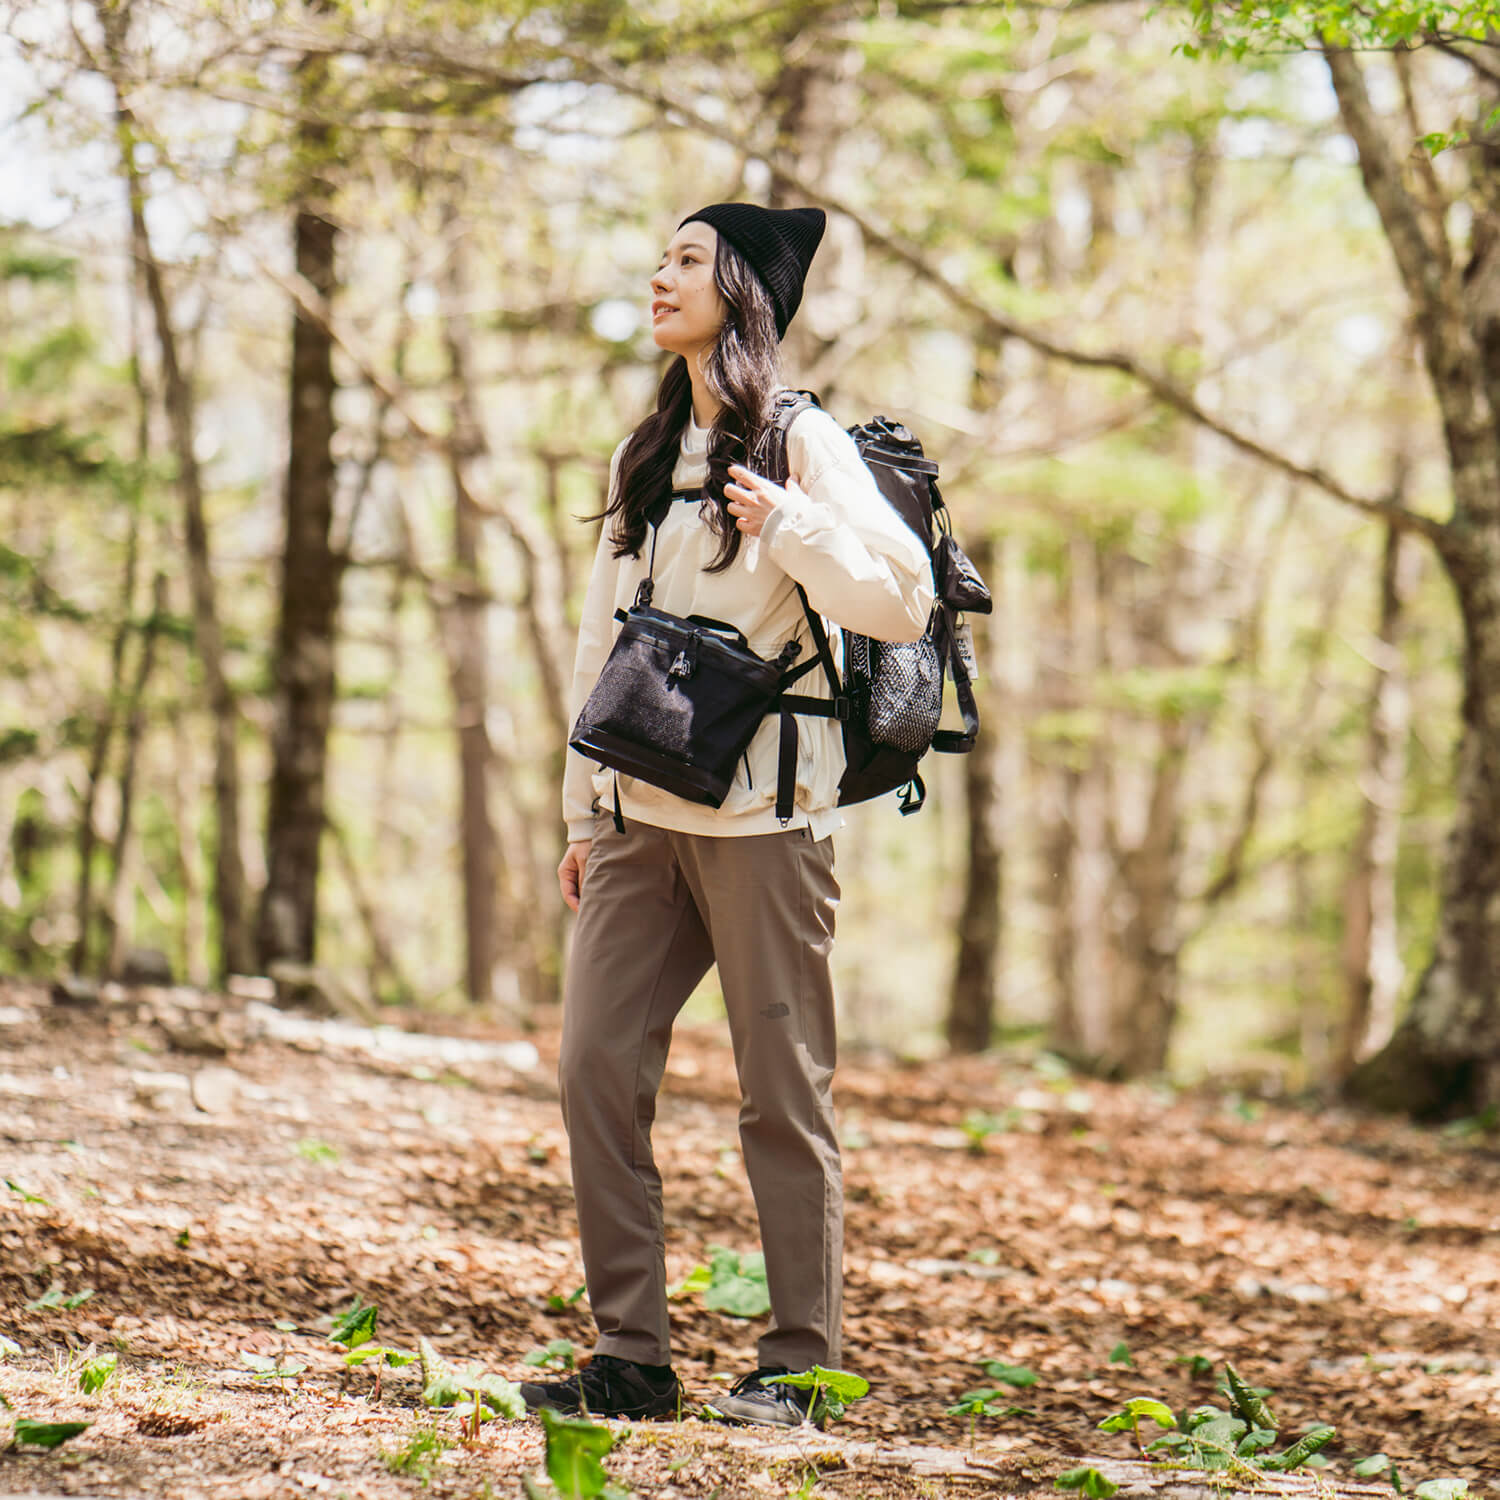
[568,495,814,825]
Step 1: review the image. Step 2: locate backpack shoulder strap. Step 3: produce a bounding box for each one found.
[759,389,820,483]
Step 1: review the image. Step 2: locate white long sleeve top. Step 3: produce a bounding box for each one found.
[562,400,935,842]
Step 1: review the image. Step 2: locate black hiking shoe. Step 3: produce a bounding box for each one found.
[519,1354,683,1420]
[714,1367,815,1427]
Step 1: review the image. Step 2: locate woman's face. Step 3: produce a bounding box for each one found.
[650,222,725,359]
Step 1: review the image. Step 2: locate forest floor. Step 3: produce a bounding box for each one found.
[0,975,1497,1500]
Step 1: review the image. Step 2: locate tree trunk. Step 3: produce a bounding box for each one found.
[1348,558,1500,1114]
[169,687,210,989]
[257,51,341,969]
[100,0,253,977]
[103,570,166,976]
[1048,533,1113,1064]
[1326,47,1500,1115]
[439,218,501,1008]
[947,534,1001,1053]
[1339,525,1414,1076]
[1109,717,1187,1077]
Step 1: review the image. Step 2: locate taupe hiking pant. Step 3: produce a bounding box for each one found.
[559,812,843,1372]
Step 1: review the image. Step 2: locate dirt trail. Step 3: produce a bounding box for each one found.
[1,978,1496,1498]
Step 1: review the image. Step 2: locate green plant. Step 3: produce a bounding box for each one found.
[696,1247,771,1318]
[1107,1341,1132,1368]
[524,1339,579,1374]
[980,1359,1038,1388]
[946,1387,1032,1447]
[418,1337,524,1440]
[328,1296,416,1400]
[27,1286,93,1311]
[960,1109,1017,1154]
[11,1418,91,1450]
[537,1404,622,1498]
[764,1366,870,1425]
[78,1351,117,1394]
[1097,1397,1176,1452]
[379,1423,453,1485]
[4,1178,48,1206]
[547,1285,588,1313]
[241,1350,308,1397]
[1055,1466,1119,1498]
[295,1138,340,1164]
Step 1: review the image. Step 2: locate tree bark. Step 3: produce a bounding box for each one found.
[947,534,1000,1054]
[1048,533,1113,1065]
[103,569,166,976]
[99,0,253,977]
[1325,48,1500,1115]
[1339,525,1414,1076]
[439,216,501,1008]
[257,32,341,969]
[1109,716,1187,1077]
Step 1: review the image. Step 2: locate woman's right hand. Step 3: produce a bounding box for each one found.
[558,840,593,912]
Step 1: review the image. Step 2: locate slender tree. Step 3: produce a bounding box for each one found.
[258,1,343,968]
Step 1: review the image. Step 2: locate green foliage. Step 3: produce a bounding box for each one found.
[379,1423,453,1484]
[667,1263,712,1300]
[78,1351,117,1394]
[1223,1361,1277,1430]
[1107,1341,1133,1368]
[1098,1397,1176,1445]
[702,1247,771,1319]
[960,1109,1017,1152]
[295,1138,340,1164]
[765,1366,870,1424]
[524,1339,579,1372]
[329,1296,379,1350]
[27,1286,93,1311]
[241,1350,308,1390]
[12,1418,91,1450]
[981,1359,1038,1388]
[4,1178,48,1206]
[418,1337,525,1425]
[947,1385,1034,1444]
[1176,0,1498,53]
[1056,1466,1120,1498]
[327,1296,415,1395]
[540,1405,616,1498]
[1414,1481,1468,1500]
[547,1285,588,1313]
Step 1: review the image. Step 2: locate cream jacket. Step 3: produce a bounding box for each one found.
[563,402,935,841]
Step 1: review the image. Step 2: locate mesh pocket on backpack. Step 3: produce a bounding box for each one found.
[846,632,944,756]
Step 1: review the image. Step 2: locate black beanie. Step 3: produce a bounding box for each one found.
[679,202,827,338]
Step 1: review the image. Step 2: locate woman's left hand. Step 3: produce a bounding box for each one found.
[725,464,800,537]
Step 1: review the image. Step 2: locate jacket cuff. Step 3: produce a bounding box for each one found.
[566,815,597,844]
[761,489,808,557]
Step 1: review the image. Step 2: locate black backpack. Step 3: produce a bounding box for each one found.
[764,390,991,816]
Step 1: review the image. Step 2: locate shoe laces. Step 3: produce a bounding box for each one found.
[731,1365,792,1396]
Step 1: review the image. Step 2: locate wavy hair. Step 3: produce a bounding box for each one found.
[604,233,781,573]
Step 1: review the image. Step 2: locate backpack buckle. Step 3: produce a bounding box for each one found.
[833,696,852,722]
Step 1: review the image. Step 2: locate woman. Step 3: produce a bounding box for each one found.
[522,202,932,1426]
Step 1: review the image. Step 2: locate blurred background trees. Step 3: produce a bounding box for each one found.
[1,0,1494,1112]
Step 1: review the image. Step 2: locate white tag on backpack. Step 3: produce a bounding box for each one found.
[951,621,979,683]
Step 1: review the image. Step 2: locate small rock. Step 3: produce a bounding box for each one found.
[131,1070,192,1110]
[227,974,276,1002]
[158,1018,232,1058]
[190,1066,239,1115]
[51,974,101,1007]
[119,947,175,986]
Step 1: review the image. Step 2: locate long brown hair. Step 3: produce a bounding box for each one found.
[604,232,781,573]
